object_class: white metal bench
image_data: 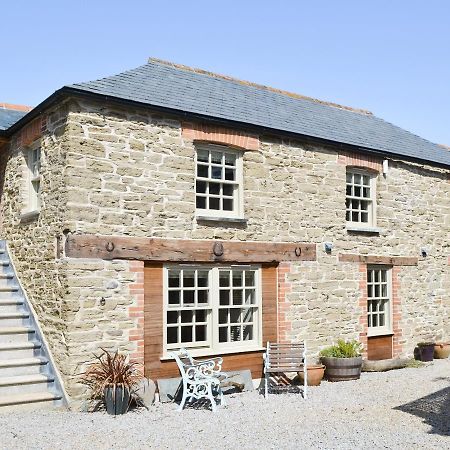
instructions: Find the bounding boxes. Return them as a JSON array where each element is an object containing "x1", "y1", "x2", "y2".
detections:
[
  {"x1": 263, "y1": 341, "x2": 307, "y2": 399},
  {"x1": 170, "y1": 348, "x2": 227, "y2": 412}
]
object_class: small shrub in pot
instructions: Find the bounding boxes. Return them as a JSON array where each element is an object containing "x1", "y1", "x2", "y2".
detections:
[
  {"x1": 320, "y1": 339, "x2": 363, "y2": 382},
  {"x1": 81, "y1": 349, "x2": 144, "y2": 415}
]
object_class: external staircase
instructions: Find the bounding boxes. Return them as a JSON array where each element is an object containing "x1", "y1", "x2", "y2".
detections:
[{"x1": 0, "y1": 240, "x2": 65, "y2": 409}]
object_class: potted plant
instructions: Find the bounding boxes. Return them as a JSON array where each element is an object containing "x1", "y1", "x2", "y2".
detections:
[
  {"x1": 297, "y1": 364, "x2": 326, "y2": 386},
  {"x1": 415, "y1": 342, "x2": 435, "y2": 362},
  {"x1": 81, "y1": 349, "x2": 144, "y2": 415},
  {"x1": 320, "y1": 339, "x2": 363, "y2": 382},
  {"x1": 434, "y1": 342, "x2": 450, "y2": 359}
]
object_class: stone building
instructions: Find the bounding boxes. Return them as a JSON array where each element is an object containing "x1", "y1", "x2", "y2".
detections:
[{"x1": 0, "y1": 59, "x2": 448, "y2": 409}]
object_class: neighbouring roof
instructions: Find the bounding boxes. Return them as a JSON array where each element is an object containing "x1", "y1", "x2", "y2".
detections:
[
  {"x1": 0, "y1": 104, "x2": 30, "y2": 131},
  {"x1": 66, "y1": 58, "x2": 450, "y2": 167}
]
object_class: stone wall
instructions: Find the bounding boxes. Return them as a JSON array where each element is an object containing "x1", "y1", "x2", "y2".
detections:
[
  {"x1": 0, "y1": 104, "x2": 70, "y2": 376},
  {"x1": 61, "y1": 99, "x2": 450, "y2": 362},
  {"x1": 0, "y1": 96, "x2": 449, "y2": 403}
]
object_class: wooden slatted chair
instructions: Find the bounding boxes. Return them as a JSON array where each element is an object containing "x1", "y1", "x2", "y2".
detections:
[{"x1": 263, "y1": 341, "x2": 307, "y2": 399}]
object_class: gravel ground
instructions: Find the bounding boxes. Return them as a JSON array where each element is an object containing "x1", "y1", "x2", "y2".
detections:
[{"x1": 0, "y1": 360, "x2": 449, "y2": 449}]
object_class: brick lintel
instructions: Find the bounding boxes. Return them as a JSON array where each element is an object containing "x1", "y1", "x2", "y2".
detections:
[{"x1": 339, "y1": 253, "x2": 418, "y2": 266}]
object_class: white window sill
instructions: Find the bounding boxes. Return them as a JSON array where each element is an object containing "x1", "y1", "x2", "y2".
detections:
[
  {"x1": 346, "y1": 225, "x2": 382, "y2": 234},
  {"x1": 20, "y1": 210, "x2": 40, "y2": 223},
  {"x1": 160, "y1": 345, "x2": 265, "y2": 361},
  {"x1": 196, "y1": 215, "x2": 247, "y2": 225}
]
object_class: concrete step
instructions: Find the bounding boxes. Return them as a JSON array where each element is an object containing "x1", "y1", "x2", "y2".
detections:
[
  {"x1": 0, "y1": 357, "x2": 48, "y2": 377},
  {"x1": 0, "y1": 374, "x2": 55, "y2": 395},
  {"x1": 0, "y1": 391, "x2": 62, "y2": 408},
  {"x1": 0, "y1": 299, "x2": 24, "y2": 313},
  {"x1": 0, "y1": 312, "x2": 30, "y2": 327},
  {"x1": 0, "y1": 341, "x2": 41, "y2": 360},
  {"x1": 0, "y1": 274, "x2": 13, "y2": 280},
  {"x1": 0, "y1": 326, "x2": 35, "y2": 344}
]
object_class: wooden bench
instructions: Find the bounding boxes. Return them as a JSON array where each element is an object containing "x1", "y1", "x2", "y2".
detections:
[{"x1": 263, "y1": 341, "x2": 307, "y2": 399}]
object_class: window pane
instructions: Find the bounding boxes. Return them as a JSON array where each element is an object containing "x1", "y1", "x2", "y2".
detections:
[
  {"x1": 169, "y1": 271, "x2": 180, "y2": 288},
  {"x1": 181, "y1": 310, "x2": 193, "y2": 323},
  {"x1": 354, "y1": 186, "x2": 361, "y2": 197},
  {"x1": 245, "y1": 271, "x2": 255, "y2": 287},
  {"x1": 196, "y1": 180, "x2": 207, "y2": 193},
  {"x1": 223, "y1": 184, "x2": 233, "y2": 197},
  {"x1": 209, "y1": 183, "x2": 220, "y2": 195},
  {"x1": 168, "y1": 291, "x2": 180, "y2": 306},
  {"x1": 223, "y1": 198, "x2": 233, "y2": 211},
  {"x1": 197, "y1": 290, "x2": 208, "y2": 304},
  {"x1": 197, "y1": 164, "x2": 208, "y2": 178},
  {"x1": 230, "y1": 308, "x2": 241, "y2": 323},
  {"x1": 183, "y1": 271, "x2": 195, "y2": 287},
  {"x1": 211, "y1": 166, "x2": 222, "y2": 180},
  {"x1": 220, "y1": 290, "x2": 230, "y2": 305},
  {"x1": 183, "y1": 290, "x2": 194, "y2": 305},
  {"x1": 196, "y1": 196, "x2": 206, "y2": 209},
  {"x1": 167, "y1": 327, "x2": 178, "y2": 344},
  {"x1": 219, "y1": 327, "x2": 228, "y2": 343},
  {"x1": 346, "y1": 185, "x2": 352, "y2": 196},
  {"x1": 232, "y1": 272, "x2": 243, "y2": 287},
  {"x1": 243, "y1": 308, "x2": 253, "y2": 322},
  {"x1": 209, "y1": 197, "x2": 220, "y2": 210},
  {"x1": 361, "y1": 212, "x2": 369, "y2": 223},
  {"x1": 233, "y1": 290, "x2": 243, "y2": 305},
  {"x1": 230, "y1": 326, "x2": 241, "y2": 342},
  {"x1": 219, "y1": 271, "x2": 230, "y2": 287},
  {"x1": 211, "y1": 152, "x2": 222, "y2": 164},
  {"x1": 245, "y1": 289, "x2": 255, "y2": 305},
  {"x1": 181, "y1": 326, "x2": 193, "y2": 343},
  {"x1": 167, "y1": 311, "x2": 178, "y2": 324},
  {"x1": 197, "y1": 150, "x2": 209, "y2": 163},
  {"x1": 196, "y1": 310, "x2": 207, "y2": 323},
  {"x1": 196, "y1": 325, "x2": 206, "y2": 342},
  {"x1": 225, "y1": 168, "x2": 235, "y2": 181},
  {"x1": 198, "y1": 271, "x2": 209, "y2": 287},
  {"x1": 243, "y1": 325, "x2": 253, "y2": 340},
  {"x1": 219, "y1": 309, "x2": 228, "y2": 324},
  {"x1": 225, "y1": 153, "x2": 236, "y2": 166}
]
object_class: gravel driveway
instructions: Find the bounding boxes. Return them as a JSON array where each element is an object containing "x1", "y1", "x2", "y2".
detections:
[{"x1": 1, "y1": 360, "x2": 449, "y2": 449}]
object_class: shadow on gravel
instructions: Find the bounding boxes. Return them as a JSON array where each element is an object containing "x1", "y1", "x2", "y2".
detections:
[{"x1": 394, "y1": 386, "x2": 450, "y2": 436}]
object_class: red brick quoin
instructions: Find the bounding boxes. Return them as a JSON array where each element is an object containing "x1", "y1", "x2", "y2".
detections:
[
  {"x1": 127, "y1": 261, "x2": 145, "y2": 365},
  {"x1": 277, "y1": 262, "x2": 293, "y2": 343}
]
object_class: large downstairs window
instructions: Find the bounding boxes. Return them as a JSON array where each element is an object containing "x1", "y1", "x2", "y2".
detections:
[
  {"x1": 346, "y1": 169, "x2": 376, "y2": 228},
  {"x1": 367, "y1": 266, "x2": 392, "y2": 336},
  {"x1": 164, "y1": 265, "x2": 261, "y2": 355},
  {"x1": 195, "y1": 144, "x2": 244, "y2": 219}
]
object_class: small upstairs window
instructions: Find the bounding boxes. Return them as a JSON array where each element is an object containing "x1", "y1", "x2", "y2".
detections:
[
  {"x1": 346, "y1": 169, "x2": 376, "y2": 228},
  {"x1": 195, "y1": 144, "x2": 243, "y2": 219},
  {"x1": 26, "y1": 144, "x2": 41, "y2": 213}
]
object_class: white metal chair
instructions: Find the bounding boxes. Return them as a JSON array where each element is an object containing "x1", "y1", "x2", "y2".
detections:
[
  {"x1": 170, "y1": 348, "x2": 227, "y2": 412},
  {"x1": 263, "y1": 341, "x2": 307, "y2": 399}
]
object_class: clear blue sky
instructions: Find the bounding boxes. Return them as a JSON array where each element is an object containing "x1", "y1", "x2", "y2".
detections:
[{"x1": 2, "y1": 1, "x2": 449, "y2": 144}]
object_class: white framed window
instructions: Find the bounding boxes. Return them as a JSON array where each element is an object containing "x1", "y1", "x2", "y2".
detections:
[
  {"x1": 164, "y1": 265, "x2": 261, "y2": 355},
  {"x1": 346, "y1": 169, "x2": 376, "y2": 227},
  {"x1": 26, "y1": 143, "x2": 41, "y2": 212},
  {"x1": 195, "y1": 144, "x2": 244, "y2": 219},
  {"x1": 367, "y1": 266, "x2": 392, "y2": 336}
]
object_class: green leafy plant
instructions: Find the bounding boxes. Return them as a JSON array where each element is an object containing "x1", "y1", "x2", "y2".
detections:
[
  {"x1": 319, "y1": 339, "x2": 363, "y2": 358},
  {"x1": 80, "y1": 349, "x2": 144, "y2": 399}
]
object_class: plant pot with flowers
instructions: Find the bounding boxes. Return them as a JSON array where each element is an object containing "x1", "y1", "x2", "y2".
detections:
[
  {"x1": 81, "y1": 349, "x2": 144, "y2": 415},
  {"x1": 320, "y1": 339, "x2": 363, "y2": 382}
]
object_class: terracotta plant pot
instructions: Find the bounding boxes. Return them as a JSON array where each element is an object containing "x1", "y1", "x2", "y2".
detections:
[
  {"x1": 416, "y1": 342, "x2": 434, "y2": 362},
  {"x1": 321, "y1": 356, "x2": 362, "y2": 382},
  {"x1": 298, "y1": 365, "x2": 325, "y2": 386},
  {"x1": 434, "y1": 343, "x2": 450, "y2": 359}
]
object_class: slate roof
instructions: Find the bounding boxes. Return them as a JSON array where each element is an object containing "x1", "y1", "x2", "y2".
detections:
[{"x1": 0, "y1": 108, "x2": 28, "y2": 131}]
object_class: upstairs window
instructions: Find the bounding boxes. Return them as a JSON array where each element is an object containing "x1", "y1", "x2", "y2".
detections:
[
  {"x1": 346, "y1": 169, "x2": 376, "y2": 227},
  {"x1": 195, "y1": 145, "x2": 243, "y2": 219},
  {"x1": 26, "y1": 144, "x2": 41, "y2": 213}
]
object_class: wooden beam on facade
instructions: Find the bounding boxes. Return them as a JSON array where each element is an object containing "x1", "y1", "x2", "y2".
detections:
[
  {"x1": 339, "y1": 253, "x2": 418, "y2": 266},
  {"x1": 65, "y1": 234, "x2": 316, "y2": 263}
]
